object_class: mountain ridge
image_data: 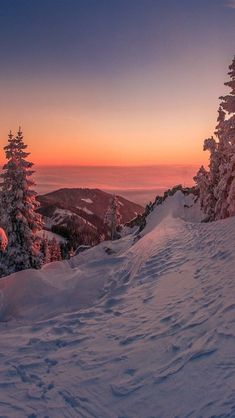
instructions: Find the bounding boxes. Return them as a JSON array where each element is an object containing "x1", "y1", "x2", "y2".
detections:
[{"x1": 37, "y1": 187, "x2": 143, "y2": 248}]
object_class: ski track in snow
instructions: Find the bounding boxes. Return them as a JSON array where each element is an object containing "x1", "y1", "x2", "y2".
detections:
[{"x1": 0, "y1": 192, "x2": 235, "y2": 417}]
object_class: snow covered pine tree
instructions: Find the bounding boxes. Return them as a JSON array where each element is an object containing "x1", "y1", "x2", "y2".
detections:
[
  {"x1": 195, "y1": 55, "x2": 235, "y2": 220},
  {"x1": 104, "y1": 195, "x2": 121, "y2": 240},
  {"x1": 41, "y1": 235, "x2": 61, "y2": 264},
  {"x1": 41, "y1": 235, "x2": 51, "y2": 264},
  {"x1": 49, "y1": 238, "x2": 62, "y2": 262},
  {"x1": 0, "y1": 128, "x2": 43, "y2": 276}
]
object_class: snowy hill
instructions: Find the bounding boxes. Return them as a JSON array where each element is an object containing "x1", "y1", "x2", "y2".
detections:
[
  {"x1": 1, "y1": 191, "x2": 235, "y2": 417},
  {"x1": 37, "y1": 188, "x2": 143, "y2": 246}
]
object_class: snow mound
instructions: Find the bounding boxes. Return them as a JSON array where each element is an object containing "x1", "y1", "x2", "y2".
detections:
[
  {"x1": 1, "y1": 191, "x2": 235, "y2": 417},
  {"x1": 142, "y1": 190, "x2": 202, "y2": 235}
]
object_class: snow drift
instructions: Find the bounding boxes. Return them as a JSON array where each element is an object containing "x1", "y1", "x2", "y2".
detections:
[{"x1": 0, "y1": 191, "x2": 235, "y2": 417}]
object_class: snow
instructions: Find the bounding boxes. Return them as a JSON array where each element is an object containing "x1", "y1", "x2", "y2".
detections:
[
  {"x1": 54, "y1": 208, "x2": 74, "y2": 218},
  {"x1": 0, "y1": 191, "x2": 235, "y2": 417},
  {"x1": 52, "y1": 208, "x2": 91, "y2": 227},
  {"x1": 51, "y1": 208, "x2": 75, "y2": 225},
  {"x1": 76, "y1": 206, "x2": 93, "y2": 215},
  {"x1": 82, "y1": 207, "x2": 93, "y2": 215},
  {"x1": 43, "y1": 215, "x2": 53, "y2": 229},
  {"x1": 81, "y1": 198, "x2": 93, "y2": 204},
  {"x1": 37, "y1": 230, "x2": 67, "y2": 243}
]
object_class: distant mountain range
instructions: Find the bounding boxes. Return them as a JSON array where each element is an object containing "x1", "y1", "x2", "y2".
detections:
[{"x1": 37, "y1": 188, "x2": 143, "y2": 249}]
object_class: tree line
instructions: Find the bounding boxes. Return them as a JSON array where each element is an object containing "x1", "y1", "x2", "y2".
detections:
[
  {"x1": 0, "y1": 129, "x2": 122, "y2": 278},
  {"x1": 195, "y1": 56, "x2": 235, "y2": 220}
]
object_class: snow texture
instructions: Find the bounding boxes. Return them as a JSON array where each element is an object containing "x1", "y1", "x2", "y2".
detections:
[
  {"x1": 53, "y1": 208, "x2": 74, "y2": 220},
  {"x1": 81, "y1": 198, "x2": 93, "y2": 204},
  {"x1": 37, "y1": 230, "x2": 67, "y2": 244},
  {"x1": 76, "y1": 206, "x2": 94, "y2": 215},
  {"x1": 0, "y1": 192, "x2": 234, "y2": 417}
]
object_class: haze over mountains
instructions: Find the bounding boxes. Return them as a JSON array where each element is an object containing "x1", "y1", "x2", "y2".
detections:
[{"x1": 34, "y1": 165, "x2": 198, "y2": 205}]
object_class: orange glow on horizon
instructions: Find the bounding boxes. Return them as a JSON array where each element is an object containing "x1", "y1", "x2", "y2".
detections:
[
  {"x1": 0, "y1": 1, "x2": 234, "y2": 171},
  {"x1": 0, "y1": 134, "x2": 209, "y2": 167},
  {"x1": 0, "y1": 103, "x2": 211, "y2": 168},
  {"x1": 0, "y1": 61, "x2": 224, "y2": 169}
]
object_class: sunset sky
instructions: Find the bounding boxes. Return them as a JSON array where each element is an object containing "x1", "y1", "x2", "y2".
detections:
[{"x1": 0, "y1": 0, "x2": 235, "y2": 166}]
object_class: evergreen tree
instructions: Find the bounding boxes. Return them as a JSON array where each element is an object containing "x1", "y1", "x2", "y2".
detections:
[
  {"x1": 41, "y1": 235, "x2": 51, "y2": 264},
  {"x1": 218, "y1": 56, "x2": 235, "y2": 218},
  {"x1": 0, "y1": 128, "x2": 43, "y2": 276},
  {"x1": 104, "y1": 195, "x2": 121, "y2": 240},
  {"x1": 201, "y1": 136, "x2": 220, "y2": 220},
  {"x1": 196, "y1": 56, "x2": 235, "y2": 220},
  {"x1": 49, "y1": 238, "x2": 62, "y2": 262},
  {"x1": 193, "y1": 166, "x2": 210, "y2": 217}
]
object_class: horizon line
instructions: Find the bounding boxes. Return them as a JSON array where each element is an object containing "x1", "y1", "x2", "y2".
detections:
[{"x1": 30, "y1": 163, "x2": 202, "y2": 168}]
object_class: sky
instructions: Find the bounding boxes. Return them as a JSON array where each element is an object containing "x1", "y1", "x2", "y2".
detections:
[{"x1": 0, "y1": 0, "x2": 235, "y2": 166}]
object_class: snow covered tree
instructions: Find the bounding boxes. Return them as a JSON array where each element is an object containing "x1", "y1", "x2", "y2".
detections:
[
  {"x1": 104, "y1": 195, "x2": 121, "y2": 240},
  {"x1": 196, "y1": 56, "x2": 235, "y2": 220},
  {"x1": 41, "y1": 235, "x2": 51, "y2": 264},
  {"x1": 198, "y1": 136, "x2": 221, "y2": 220},
  {"x1": 218, "y1": 56, "x2": 235, "y2": 218},
  {"x1": 193, "y1": 165, "x2": 210, "y2": 217},
  {"x1": 49, "y1": 238, "x2": 62, "y2": 262},
  {"x1": 220, "y1": 56, "x2": 235, "y2": 116},
  {"x1": 40, "y1": 234, "x2": 62, "y2": 264},
  {"x1": 0, "y1": 128, "x2": 43, "y2": 276}
]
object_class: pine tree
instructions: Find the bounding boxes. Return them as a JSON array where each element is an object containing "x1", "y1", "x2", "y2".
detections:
[
  {"x1": 49, "y1": 238, "x2": 62, "y2": 262},
  {"x1": 104, "y1": 195, "x2": 121, "y2": 240},
  {"x1": 41, "y1": 235, "x2": 51, "y2": 264},
  {"x1": 193, "y1": 166, "x2": 210, "y2": 217},
  {"x1": 0, "y1": 128, "x2": 43, "y2": 276},
  {"x1": 202, "y1": 136, "x2": 221, "y2": 220},
  {"x1": 218, "y1": 56, "x2": 235, "y2": 218},
  {"x1": 196, "y1": 56, "x2": 235, "y2": 220}
]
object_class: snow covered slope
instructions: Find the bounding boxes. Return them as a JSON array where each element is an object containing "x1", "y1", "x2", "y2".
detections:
[
  {"x1": 0, "y1": 191, "x2": 235, "y2": 417},
  {"x1": 38, "y1": 188, "x2": 143, "y2": 242}
]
